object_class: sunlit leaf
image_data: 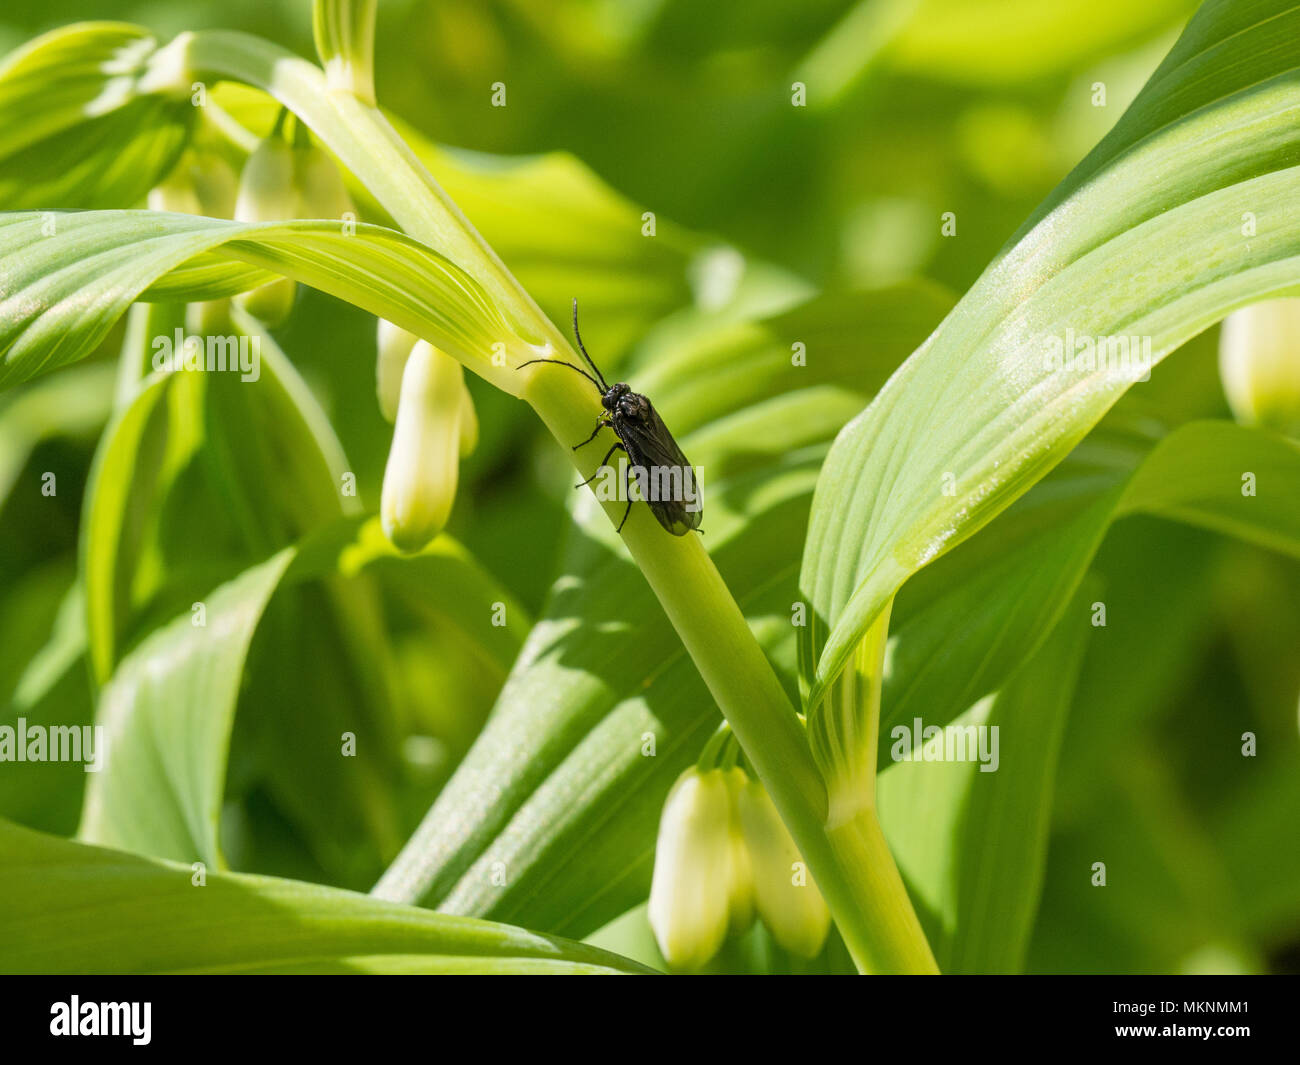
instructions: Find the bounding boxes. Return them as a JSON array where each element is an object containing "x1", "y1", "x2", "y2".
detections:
[
  {"x1": 0, "y1": 209, "x2": 526, "y2": 394},
  {"x1": 801, "y1": 0, "x2": 1300, "y2": 707},
  {"x1": 0, "y1": 818, "x2": 647, "y2": 974},
  {"x1": 0, "y1": 23, "x2": 195, "y2": 209},
  {"x1": 80, "y1": 515, "x2": 528, "y2": 870}
]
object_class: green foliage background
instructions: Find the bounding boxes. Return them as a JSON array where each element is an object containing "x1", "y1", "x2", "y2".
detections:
[{"x1": 0, "y1": 0, "x2": 1296, "y2": 974}]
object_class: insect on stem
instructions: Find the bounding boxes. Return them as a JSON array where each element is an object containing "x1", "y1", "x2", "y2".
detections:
[{"x1": 517, "y1": 299, "x2": 703, "y2": 537}]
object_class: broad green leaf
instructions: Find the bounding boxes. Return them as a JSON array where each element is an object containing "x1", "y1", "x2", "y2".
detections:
[
  {"x1": 0, "y1": 818, "x2": 646, "y2": 974},
  {"x1": 77, "y1": 310, "x2": 407, "y2": 885},
  {"x1": 77, "y1": 298, "x2": 523, "y2": 883},
  {"x1": 801, "y1": 0, "x2": 1300, "y2": 708},
  {"x1": 80, "y1": 516, "x2": 528, "y2": 871},
  {"x1": 81, "y1": 318, "x2": 349, "y2": 684},
  {"x1": 877, "y1": 598, "x2": 1090, "y2": 973},
  {"x1": 873, "y1": 410, "x2": 1300, "y2": 973},
  {"x1": 1117, "y1": 421, "x2": 1300, "y2": 551},
  {"x1": 373, "y1": 285, "x2": 953, "y2": 935},
  {"x1": 880, "y1": 418, "x2": 1300, "y2": 751},
  {"x1": 0, "y1": 209, "x2": 525, "y2": 394},
  {"x1": 79, "y1": 546, "x2": 296, "y2": 864},
  {"x1": 0, "y1": 23, "x2": 195, "y2": 210}
]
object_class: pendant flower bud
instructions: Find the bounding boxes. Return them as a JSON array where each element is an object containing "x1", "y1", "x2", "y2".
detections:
[
  {"x1": 376, "y1": 318, "x2": 419, "y2": 422},
  {"x1": 723, "y1": 767, "x2": 755, "y2": 937},
  {"x1": 233, "y1": 133, "x2": 299, "y2": 326},
  {"x1": 295, "y1": 143, "x2": 354, "y2": 222},
  {"x1": 148, "y1": 151, "x2": 238, "y2": 219},
  {"x1": 736, "y1": 774, "x2": 831, "y2": 959},
  {"x1": 375, "y1": 320, "x2": 478, "y2": 455},
  {"x1": 381, "y1": 341, "x2": 464, "y2": 552},
  {"x1": 1219, "y1": 299, "x2": 1300, "y2": 438},
  {"x1": 149, "y1": 150, "x2": 240, "y2": 334},
  {"x1": 648, "y1": 767, "x2": 733, "y2": 971}
]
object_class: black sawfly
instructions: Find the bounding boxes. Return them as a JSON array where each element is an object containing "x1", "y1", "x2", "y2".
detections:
[{"x1": 519, "y1": 299, "x2": 702, "y2": 536}]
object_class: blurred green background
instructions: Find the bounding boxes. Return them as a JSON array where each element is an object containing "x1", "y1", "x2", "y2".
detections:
[{"x1": 2, "y1": 0, "x2": 1296, "y2": 974}]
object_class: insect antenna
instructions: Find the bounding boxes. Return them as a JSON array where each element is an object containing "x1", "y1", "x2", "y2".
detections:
[
  {"x1": 517, "y1": 358, "x2": 604, "y2": 394},
  {"x1": 571, "y1": 297, "x2": 609, "y2": 391}
]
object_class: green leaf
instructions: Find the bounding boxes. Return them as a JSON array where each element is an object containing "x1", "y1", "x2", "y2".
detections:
[
  {"x1": 81, "y1": 319, "x2": 349, "y2": 685},
  {"x1": 373, "y1": 285, "x2": 953, "y2": 935},
  {"x1": 877, "y1": 598, "x2": 1091, "y2": 973},
  {"x1": 76, "y1": 299, "x2": 524, "y2": 883},
  {"x1": 868, "y1": 413, "x2": 1300, "y2": 972},
  {"x1": 0, "y1": 818, "x2": 647, "y2": 974},
  {"x1": 0, "y1": 209, "x2": 524, "y2": 394},
  {"x1": 79, "y1": 516, "x2": 528, "y2": 871},
  {"x1": 79, "y1": 546, "x2": 296, "y2": 864},
  {"x1": 0, "y1": 23, "x2": 194, "y2": 209},
  {"x1": 880, "y1": 419, "x2": 1300, "y2": 749},
  {"x1": 313, "y1": 0, "x2": 377, "y2": 104},
  {"x1": 800, "y1": 0, "x2": 1300, "y2": 708}
]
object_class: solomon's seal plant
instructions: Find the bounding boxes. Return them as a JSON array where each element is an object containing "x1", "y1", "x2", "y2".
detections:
[{"x1": 0, "y1": 0, "x2": 1298, "y2": 979}]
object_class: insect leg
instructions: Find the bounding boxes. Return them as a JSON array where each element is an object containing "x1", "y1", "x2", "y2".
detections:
[
  {"x1": 572, "y1": 418, "x2": 609, "y2": 451},
  {"x1": 576, "y1": 442, "x2": 625, "y2": 488},
  {"x1": 617, "y1": 460, "x2": 635, "y2": 532}
]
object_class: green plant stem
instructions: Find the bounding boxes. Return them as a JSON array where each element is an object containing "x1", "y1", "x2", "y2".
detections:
[
  {"x1": 825, "y1": 808, "x2": 939, "y2": 972},
  {"x1": 174, "y1": 28, "x2": 937, "y2": 973},
  {"x1": 816, "y1": 604, "x2": 938, "y2": 972}
]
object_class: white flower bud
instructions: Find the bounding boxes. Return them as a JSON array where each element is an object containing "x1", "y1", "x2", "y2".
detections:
[
  {"x1": 648, "y1": 768, "x2": 733, "y2": 971},
  {"x1": 234, "y1": 135, "x2": 299, "y2": 221},
  {"x1": 233, "y1": 135, "x2": 299, "y2": 326},
  {"x1": 148, "y1": 177, "x2": 202, "y2": 216},
  {"x1": 381, "y1": 342, "x2": 464, "y2": 552},
  {"x1": 149, "y1": 152, "x2": 238, "y2": 219},
  {"x1": 737, "y1": 774, "x2": 831, "y2": 958},
  {"x1": 376, "y1": 319, "x2": 420, "y2": 422},
  {"x1": 724, "y1": 767, "x2": 755, "y2": 937},
  {"x1": 1219, "y1": 300, "x2": 1300, "y2": 437},
  {"x1": 294, "y1": 144, "x2": 353, "y2": 221}
]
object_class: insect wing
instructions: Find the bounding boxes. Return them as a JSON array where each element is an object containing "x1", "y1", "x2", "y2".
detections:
[{"x1": 615, "y1": 402, "x2": 702, "y2": 535}]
